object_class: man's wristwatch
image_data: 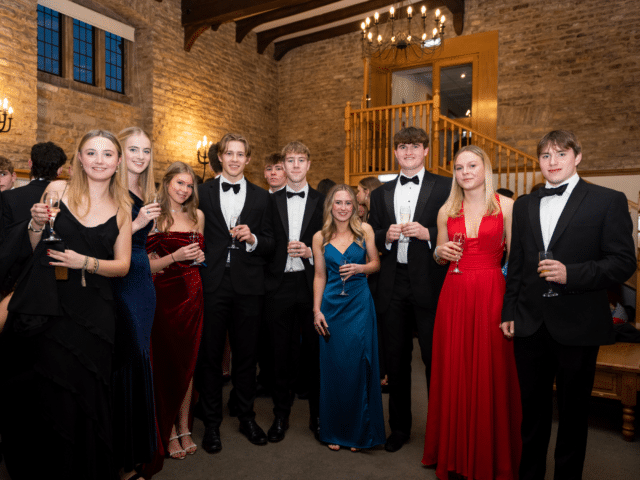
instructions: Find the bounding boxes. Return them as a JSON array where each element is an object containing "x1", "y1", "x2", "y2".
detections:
[{"x1": 28, "y1": 219, "x2": 44, "y2": 233}]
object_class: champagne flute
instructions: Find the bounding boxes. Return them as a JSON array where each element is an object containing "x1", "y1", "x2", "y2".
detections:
[
  {"x1": 152, "y1": 193, "x2": 160, "y2": 233},
  {"x1": 228, "y1": 214, "x2": 240, "y2": 249},
  {"x1": 539, "y1": 251, "x2": 559, "y2": 297},
  {"x1": 450, "y1": 232, "x2": 466, "y2": 274},
  {"x1": 286, "y1": 233, "x2": 299, "y2": 272},
  {"x1": 399, "y1": 206, "x2": 411, "y2": 243},
  {"x1": 339, "y1": 258, "x2": 349, "y2": 296},
  {"x1": 189, "y1": 231, "x2": 200, "y2": 266},
  {"x1": 43, "y1": 191, "x2": 62, "y2": 242}
]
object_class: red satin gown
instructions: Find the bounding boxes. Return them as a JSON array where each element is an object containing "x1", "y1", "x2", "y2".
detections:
[
  {"x1": 422, "y1": 203, "x2": 522, "y2": 480},
  {"x1": 142, "y1": 232, "x2": 204, "y2": 477}
]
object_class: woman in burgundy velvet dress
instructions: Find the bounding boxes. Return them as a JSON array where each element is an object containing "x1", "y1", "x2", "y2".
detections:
[{"x1": 141, "y1": 161, "x2": 205, "y2": 477}]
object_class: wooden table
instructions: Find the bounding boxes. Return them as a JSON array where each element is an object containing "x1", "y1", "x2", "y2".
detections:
[{"x1": 592, "y1": 342, "x2": 640, "y2": 440}]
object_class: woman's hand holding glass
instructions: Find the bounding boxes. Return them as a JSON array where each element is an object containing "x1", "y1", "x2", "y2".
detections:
[
  {"x1": 436, "y1": 240, "x2": 464, "y2": 263},
  {"x1": 30, "y1": 202, "x2": 50, "y2": 231},
  {"x1": 135, "y1": 201, "x2": 162, "y2": 230},
  {"x1": 338, "y1": 261, "x2": 360, "y2": 282},
  {"x1": 172, "y1": 242, "x2": 203, "y2": 264},
  {"x1": 46, "y1": 248, "x2": 87, "y2": 269}
]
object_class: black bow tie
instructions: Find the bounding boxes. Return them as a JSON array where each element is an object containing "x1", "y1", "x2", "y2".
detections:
[
  {"x1": 287, "y1": 190, "x2": 305, "y2": 199},
  {"x1": 400, "y1": 175, "x2": 419, "y2": 186},
  {"x1": 538, "y1": 184, "x2": 568, "y2": 198},
  {"x1": 222, "y1": 182, "x2": 240, "y2": 194}
]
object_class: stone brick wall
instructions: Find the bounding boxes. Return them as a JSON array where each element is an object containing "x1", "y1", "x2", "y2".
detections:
[
  {"x1": 278, "y1": 32, "x2": 364, "y2": 189},
  {"x1": 0, "y1": 0, "x2": 39, "y2": 165}
]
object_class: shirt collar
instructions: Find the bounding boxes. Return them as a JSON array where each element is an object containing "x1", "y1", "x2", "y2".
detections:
[
  {"x1": 286, "y1": 183, "x2": 308, "y2": 196},
  {"x1": 398, "y1": 167, "x2": 425, "y2": 185},
  {"x1": 544, "y1": 173, "x2": 579, "y2": 196}
]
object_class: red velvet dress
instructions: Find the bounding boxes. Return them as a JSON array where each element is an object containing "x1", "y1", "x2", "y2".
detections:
[
  {"x1": 422, "y1": 204, "x2": 522, "y2": 480},
  {"x1": 142, "y1": 232, "x2": 204, "y2": 477}
]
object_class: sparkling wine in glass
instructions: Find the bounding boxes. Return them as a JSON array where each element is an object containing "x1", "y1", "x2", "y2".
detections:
[
  {"x1": 189, "y1": 231, "x2": 200, "y2": 266},
  {"x1": 339, "y1": 258, "x2": 349, "y2": 296},
  {"x1": 228, "y1": 214, "x2": 240, "y2": 249},
  {"x1": 43, "y1": 191, "x2": 62, "y2": 242},
  {"x1": 539, "y1": 251, "x2": 559, "y2": 297},
  {"x1": 450, "y1": 232, "x2": 466, "y2": 274},
  {"x1": 399, "y1": 206, "x2": 411, "y2": 243}
]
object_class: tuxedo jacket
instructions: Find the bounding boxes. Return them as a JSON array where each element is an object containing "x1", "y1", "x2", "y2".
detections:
[
  {"x1": 368, "y1": 171, "x2": 452, "y2": 313},
  {"x1": 265, "y1": 187, "x2": 324, "y2": 294},
  {"x1": 0, "y1": 179, "x2": 50, "y2": 294},
  {"x1": 197, "y1": 177, "x2": 275, "y2": 296},
  {"x1": 0, "y1": 179, "x2": 49, "y2": 242},
  {"x1": 502, "y1": 179, "x2": 636, "y2": 346}
]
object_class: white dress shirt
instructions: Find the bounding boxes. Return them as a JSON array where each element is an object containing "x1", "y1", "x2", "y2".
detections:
[
  {"x1": 219, "y1": 176, "x2": 257, "y2": 254},
  {"x1": 539, "y1": 173, "x2": 580, "y2": 251},
  {"x1": 284, "y1": 184, "x2": 309, "y2": 272},
  {"x1": 387, "y1": 168, "x2": 426, "y2": 264}
]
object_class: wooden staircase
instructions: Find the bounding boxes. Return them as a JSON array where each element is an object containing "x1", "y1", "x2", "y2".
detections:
[{"x1": 344, "y1": 100, "x2": 542, "y2": 197}]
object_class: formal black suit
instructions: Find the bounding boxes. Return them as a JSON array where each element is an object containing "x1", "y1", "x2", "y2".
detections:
[
  {"x1": 264, "y1": 186, "x2": 324, "y2": 423},
  {"x1": 368, "y1": 170, "x2": 451, "y2": 439},
  {"x1": 0, "y1": 179, "x2": 49, "y2": 295},
  {"x1": 502, "y1": 179, "x2": 636, "y2": 480},
  {"x1": 195, "y1": 177, "x2": 275, "y2": 428}
]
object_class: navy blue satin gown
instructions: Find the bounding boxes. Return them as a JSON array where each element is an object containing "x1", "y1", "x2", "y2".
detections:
[
  {"x1": 111, "y1": 193, "x2": 157, "y2": 471},
  {"x1": 318, "y1": 241, "x2": 386, "y2": 449}
]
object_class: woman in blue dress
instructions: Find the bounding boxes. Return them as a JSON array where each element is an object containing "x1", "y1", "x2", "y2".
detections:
[
  {"x1": 111, "y1": 127, "x2": 161, "y2": 479},
  {"x1": 312, "y1": 184, "x2": 385, "y2": 452}
]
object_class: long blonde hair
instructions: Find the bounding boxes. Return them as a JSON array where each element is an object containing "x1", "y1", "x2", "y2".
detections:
[
  {"x1": 68, "y1": 129, "x2": 131, "y2": 217},
  {"x1": 442, "y1": 145, "x2": 500, "y2": 218},
  {"x1": 156, "y1": 161, "x2": 199, "y2": 232},
  {"x1": 320, "y1": 184, "x2": 365, "y2": 253},
  {"x1": 117, "y1": 127, "x2": 156, "y2": 204}
]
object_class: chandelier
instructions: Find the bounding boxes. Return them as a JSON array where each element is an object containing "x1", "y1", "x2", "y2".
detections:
[
  {"x1": 0, "y1": 97, "x2": 13, "y2": 133},
  {"x1": 360, "y1": 3, "x2": 446, "y2": 61}
]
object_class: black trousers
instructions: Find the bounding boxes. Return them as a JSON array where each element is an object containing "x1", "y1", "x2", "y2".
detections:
[
  {"x1": 514, "y1": 323, "x2": 599, "y2": 480},
  {"x1": 196, "y1": 268, "x2": 263, "y2": 428},
  {"x1": 379, "y1": 264, "x2": 437, "y2": 438},
  {"x1": 264, "y1": 271, "x2": 319, "y2": 421}
]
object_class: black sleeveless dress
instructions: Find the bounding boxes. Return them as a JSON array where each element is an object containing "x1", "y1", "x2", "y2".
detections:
[{"x1": 0, "y1": 202, "x2": 120, "y2": 480}]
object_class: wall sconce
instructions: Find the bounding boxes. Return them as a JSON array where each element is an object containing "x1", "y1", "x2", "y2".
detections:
[
  {"x1": 0, "y1": 98, "x2": 13, "y2": 133},
  {"x1": 196, "y1": 135, "x2": 213, "y2": 179}
]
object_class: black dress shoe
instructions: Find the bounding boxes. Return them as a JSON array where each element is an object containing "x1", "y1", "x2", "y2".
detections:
[
  {"x1": 267, "y1": 416, "x2": 289, "y2": 443},
  {"x1": 202, "y1": 427, "x2": 222, "y2": 454},
  {"x1": 384, "y1": 432, "x2": 409, "y2": 452},
  {"x1": 239, "y1": 420, "x2": 268, "y2": 445}
]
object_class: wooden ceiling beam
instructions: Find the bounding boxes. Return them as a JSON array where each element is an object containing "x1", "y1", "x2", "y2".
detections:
[
  {"x1": 182, "y1": 0, "x2": 303, "y2": 28},
  {"x1": 257, "y1": 0, "x2": 405, "y2": 54},
  {"x1": 273, "y1": 1, "x2": 465, "y2": 61},
  {"x1": 236, "y1": 0, "x2": 341, "y2": 44}
]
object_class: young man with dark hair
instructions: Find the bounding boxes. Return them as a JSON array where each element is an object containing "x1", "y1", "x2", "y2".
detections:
[
  {"x1": 502, "y1": 129, "x2": 636, "y2": 480},
  {"x1": 368, "y1": 126, "x2": 451, "y2": 452},
  {"x1": 196, "y1": 133, "x2": 275, "y2": 452},
  {"x1": 263, "y1": 141, "x2": 324, "y2": 443},
  {"x1": 264, "y1": 152, "x2": 286, "y2": 193}
]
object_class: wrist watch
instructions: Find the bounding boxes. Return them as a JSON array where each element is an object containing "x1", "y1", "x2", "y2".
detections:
[{"x1": 28, "y1": 219, "x2": 44, "y2": 233}]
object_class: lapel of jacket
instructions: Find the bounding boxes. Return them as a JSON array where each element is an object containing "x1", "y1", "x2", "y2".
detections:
[
  {"x1": 527, "y1": 193, "x2": 545, "y2": 252},
  {"x1": 209, "y1": 177, "x2": 227, "y2": 228},
  {"x1": 413, "y1": 171, "x2": 435, "y2": 221},
  {"x1": 547, "y1": 179, "x2": 587, "y2": 251},
  {"x1": 300, "y1": 188, "x2": 319, "y2": 238},
  {"x1": 383, "y1": 181, "x2": 396, "y2": 223},
  {"x1": 275, "y1": 189, "x2": 289, "y2": 238}
]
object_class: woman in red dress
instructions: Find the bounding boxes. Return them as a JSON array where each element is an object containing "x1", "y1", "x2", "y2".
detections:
[
  {"x1": 141, "y1": 161, "x2": 205, "y2": 477},
  {"x1": 422, "y1": 145, "x2": 522, "y2": 479}
]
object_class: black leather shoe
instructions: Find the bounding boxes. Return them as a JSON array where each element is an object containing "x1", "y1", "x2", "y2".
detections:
[
  {"x1": 384, "y1": 432, "x2": 409, "y2": 452},
  {"x1": 239, "y1": 420, "x2": 268, "y2": 445},
  {"x1": 267, "y1": 416, "x2": 289, "y2": 443},
  {"x1": 309, "y1": 417, "x2": 320, "y2": 441},
  {"x1": 202, "y1": 427, "x2": 222, "y2": 454}
]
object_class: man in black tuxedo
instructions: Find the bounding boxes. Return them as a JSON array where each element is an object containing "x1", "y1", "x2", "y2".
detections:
[
  {"x1": 263, "y1": 141, "x2": 324, "y2": 443},
  {"x1": 0, "y1": 142, "x2": 67, "y2": 296},
  {"x1": 501, "y1": 130, "x2": 636, "y2": 480},
  {"x1": 368, "y1": 127, "x2": 451, "y2": 452},
  {"x1": 196, "y1": 133, "x2": 275, "y2": 452}
]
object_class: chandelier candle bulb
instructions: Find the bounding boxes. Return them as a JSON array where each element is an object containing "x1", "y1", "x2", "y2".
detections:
[
  {"x1": 366, "y1": 17, "x2": 370, "y2": 27},
  {"x1": 421, "y1": 5, "x2": 427, "y2": 17},
  {"x1": 390, "y1": 7, "x2": 395, "y2": 19},
  {"x1": 407, "y1": 6, "x2": 413, "y2": 19},
  {"x1": 374, "y1": 12, "x2": 379, "y2": 24}
]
